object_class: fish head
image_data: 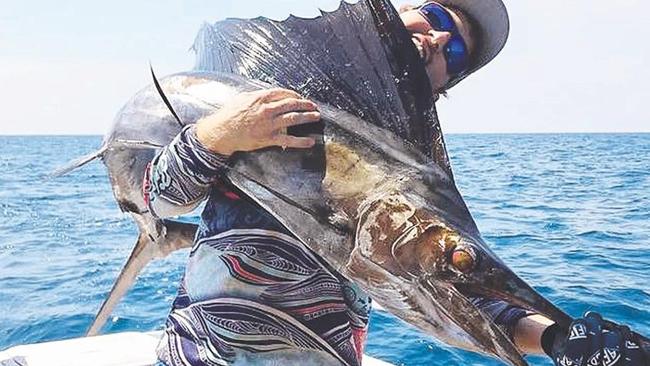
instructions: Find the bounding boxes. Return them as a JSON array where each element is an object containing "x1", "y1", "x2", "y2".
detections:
[{"x1": 346, "y1": 183, "x2": 569, "y2": 366}]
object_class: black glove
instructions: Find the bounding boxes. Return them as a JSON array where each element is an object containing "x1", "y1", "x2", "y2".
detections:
[{"x1": 542, "y1": 312, "x2": 648, "y2": 366}]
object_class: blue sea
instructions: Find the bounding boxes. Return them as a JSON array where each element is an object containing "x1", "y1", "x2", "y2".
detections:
[{"x1": 0, "y1": 134, "x2": 648, "y2": 365}]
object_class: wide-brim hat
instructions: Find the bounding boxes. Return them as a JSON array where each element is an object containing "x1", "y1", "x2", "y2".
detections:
[{"x1": 433, "y1": 0, "x2": 510, "y2": 89}]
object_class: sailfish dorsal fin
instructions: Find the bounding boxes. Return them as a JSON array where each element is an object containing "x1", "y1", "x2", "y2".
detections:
[{"x1": 192, "y1": 0, "x2": 453, "y2": 177}]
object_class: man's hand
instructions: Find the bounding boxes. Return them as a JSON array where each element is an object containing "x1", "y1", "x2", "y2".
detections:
[
  {"x1": 550, "y1": 312, "x2": 647, "y2": 366},
  {"x1": 196, "y1": 88, "x2": 321, "y2": 156}
]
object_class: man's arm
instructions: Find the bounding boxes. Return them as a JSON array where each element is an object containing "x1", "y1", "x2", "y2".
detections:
[
  {"x1": 510, "y1": 310, "x2": 648, "y2": 365},
  {"x1": 474, "y1": 297, "x2": 648, "y2": 362},
  {"x1": 144, "y1": 125, "x2": 228, "y2": 218},
  {"x1": 512, "y1": 314, "x2": 555, "y2": 354},
  {"x1": 471, "y1": 297, "x2": 545, "y2": 354}
]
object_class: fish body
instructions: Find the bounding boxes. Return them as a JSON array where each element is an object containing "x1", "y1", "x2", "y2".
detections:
[{"x1": 55, "y1": 70, "x2": 568, "y2": 365}]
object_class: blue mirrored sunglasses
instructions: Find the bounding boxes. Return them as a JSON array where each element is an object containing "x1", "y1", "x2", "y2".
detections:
[{"x1": 418, "y1": 2, "x2": 469, "y2": 77}]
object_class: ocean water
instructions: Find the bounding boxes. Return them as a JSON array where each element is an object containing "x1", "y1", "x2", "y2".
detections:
[{"x1": 0, "y1": 134, "x2": 648, "y2": 365}]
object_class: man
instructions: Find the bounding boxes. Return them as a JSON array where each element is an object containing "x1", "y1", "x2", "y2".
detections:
[{"x1": 148, "y1": 1, "x2": 646, "y2": 365}]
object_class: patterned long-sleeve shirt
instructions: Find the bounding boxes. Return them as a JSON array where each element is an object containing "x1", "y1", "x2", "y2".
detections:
[
  {"x1": 147, "y1": 126, "x2": 533, "y2": 366},
  {"x1": 148, "y1": 126, "x2": 371, "y2": 366}
]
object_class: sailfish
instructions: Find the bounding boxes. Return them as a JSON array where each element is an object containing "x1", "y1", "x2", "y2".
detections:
[{"x1": 51, "y1": 0, "x2": 649, "y2": 364}]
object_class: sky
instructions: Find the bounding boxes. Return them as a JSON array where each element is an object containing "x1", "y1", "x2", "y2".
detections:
[{"x1": 1, "y1": 0, "x2": 648, "y2": 135}]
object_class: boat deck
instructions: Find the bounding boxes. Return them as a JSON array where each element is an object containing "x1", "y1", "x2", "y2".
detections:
[{"x1": 0, "y1": 331, "x2": 394, "y2": 366}]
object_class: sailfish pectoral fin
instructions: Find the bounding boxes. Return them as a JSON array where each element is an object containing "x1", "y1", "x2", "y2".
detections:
[{"x1": 86, "y1": 220, "x2": 198, "y2": 336}]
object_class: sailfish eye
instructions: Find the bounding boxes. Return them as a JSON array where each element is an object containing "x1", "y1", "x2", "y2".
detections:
[{"x1": 451, "y1": 248, "x2": 476, "y2": 273}]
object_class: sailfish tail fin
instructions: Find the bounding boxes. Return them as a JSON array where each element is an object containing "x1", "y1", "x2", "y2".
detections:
[
  {"x1": 86, "y1": 233, "x2": 152, "y2": 336},
  {"x1": 87, "y1": 220, "x2": 197, "y2": 336}
]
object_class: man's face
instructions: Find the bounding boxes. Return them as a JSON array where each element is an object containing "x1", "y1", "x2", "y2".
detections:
[{"x1": 399, "y1": 3, "x2": 474, "y2": 92}]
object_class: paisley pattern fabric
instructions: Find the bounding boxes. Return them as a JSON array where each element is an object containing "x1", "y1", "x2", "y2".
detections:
[
  {"x1": 146, "y1": 126, "x2": 371, "y2": 366},
  {"x1": 145, "y1": 126, "x2": 230, "y2": 218}
]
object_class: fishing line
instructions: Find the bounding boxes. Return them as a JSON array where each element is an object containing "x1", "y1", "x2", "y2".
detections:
[{"x1": 150, "y1": 64, "x2": 185, "y2": 128}]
